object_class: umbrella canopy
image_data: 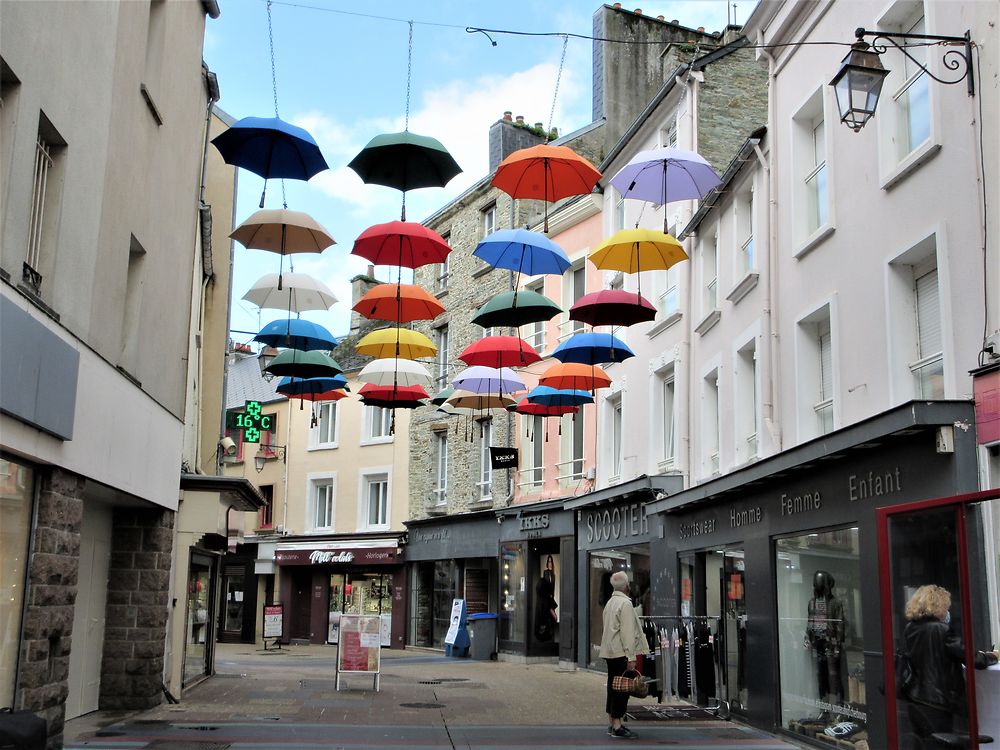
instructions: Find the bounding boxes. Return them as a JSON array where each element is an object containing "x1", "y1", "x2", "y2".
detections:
[
  {"x1": 264, "y1": 349, "x2": 342, "y2": 379},
  {"x1": 447, "y1": 393, "x2": 516, "y2": 411},
  {"x1": 243, "y1": 272, "x2": 338, "y2": 313},
  {"x1": 526, "y1": 386, "x2": 594, "y2": 407},
  {"x1": 276, "y1": 375, "x2": 349, "y2": 396},
  {"x1": 254, "y1": 318, "x2": 338, "y2": 351},
  {"x1": 211, "y1": 116, "x2": 329, "y2": 181},
  {"x1": 352, "y1": 221, "x2": 451, "y2": 269},
  {"x1": 458, "y1": 336, "x2": 541, "y2": 368},
  {"x1": 452, "y1": 366, "x2": 525, "y2": 395},
  {"x1": 358, "y1": 383, "x2": 429, "y2": 401},
  {"x1": 358, "y1": 358, "x2": 432, "y2": 387},
  {"x1": 609, "y1": 146, "x2": 721, "y2": 230},
  {"x1": 348, "y1": 131, "x2": 462, "y2": 192},
  {"x1": 473, "y1": 229, "x2": 571, "y2": 276},
  {"x1": 431, "y1": 385, "x2": 456, "y2": 406},
  {"x1": 539, "y1": 362, "x2": 612, "y2": 391},
  {"x1": 589, "y1": 228, "x2": 688, "y2": 274},
  {"x1": 552, "y1": 332, "x2": 635, "y2": 365},
  {"x1": 355, "y1": 327, "x2": 437, "y2": 360},
  {"x1": 512, "y1": 397, "x2": 579, "y2": 417},
  {"x1": 569, "y1": 289, "x2": 657, "y2": 327},
  {"x1": 286, "y1": 389, "x2": 349, "y2": 402},
  {"x1": 353, "y1": 283, "x2": 445, "y2": 323},
  {"x1": 472, "y1": 289, "x2": 561, "y2": 328},
  {"x1": 231, "y1": 210, "x2": 335, "y2": 255}
]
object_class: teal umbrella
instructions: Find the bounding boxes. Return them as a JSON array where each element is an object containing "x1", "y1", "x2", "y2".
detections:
[
  {"x1": 264, "y1": 349, "x2": 342, "y2": 380},
  {"x1": 472, "y1": 290, "x2": 561, "y2": 328}
]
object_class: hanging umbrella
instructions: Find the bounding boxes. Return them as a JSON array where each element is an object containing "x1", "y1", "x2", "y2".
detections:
[
  {"x1": 358, "y1": 383, "x2": 429, "y2": 407},
  {"x1": 348, "y1": 131, "x2": 462, "y2": 193},
  {"x1": 526, "y1": 386, "x2": 594, "y2": 407},
  {"x1": 492, "y1": 144, "x2": 602, "y2": 232},
  {"x1": 458, "y1": 336, "x2": 541, "y2": 368},
  {"x1": 589, "y1": 228, "x2": 688, "y2": 274},
  {"x1": 447, "y1": 393, "x2": 516, "y2": 411},
  {"x1": 254, "y1": 319, "x2": 338, "y2": 351},
  {"x1": 231, "y1": 210, "x2": 336, "y2": 290},
  {"x1": 472, "y1": 289, "x2": 561, "y2": 328},
  {"x1": 353, "y1": 283, "x2": 445, "y2": 323},
  {"x1": 569, "y1": 289, "x2": 657, "y2": 327},
  {"x1": 436, "y1": 401, "x2": 458, "y2": 415},
  {"x1": 289, "y1": 389, "x2": 348, "y2": 402},
  {"x1": 552, "y1": 332, "x2": 635, "y2": 365},
  {"x1": 511, "y1": 397, "x2": 579, "y2": 416},
  {"x1": 211, "y1": 116, "x2": 329, "y2": 207},
  {"x1": 358, "y1": 358, "x2": 432, "y2": 388},
  {"x1": 276, "y1": 375, "x2": 349, "y2": 397},
  {"x1": 452, "y1": 366, "x2": 525, "y2": 395},
  {"x1": 609, "y1": 146, "x2": 721, "y2": 232},
  {"x1": 473, "y1": 229, "x2": 570, "y2": 276},
  {"x1": 355, "y1": 327, "x2": 437, "y2": 360},
  {"x1": 264, "y1": 349, "x2": 342, "y2": 379},
  {"x1": 352, "y1": 221, "x2": 451, "y2": 270},
  {"x1": 539, "y1": 362, "x2": 612, "y2": 391},
  {"x1": 243, "y1": 272, "x2": 338, "y2": 313},
  {"x1": 431, "y1": 385, "x2": 456, "y2": 406}
]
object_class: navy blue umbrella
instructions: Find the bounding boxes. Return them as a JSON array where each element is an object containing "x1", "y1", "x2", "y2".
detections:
[
  {"x1": 275, "y1": 375, "x2": 349, "y2": 396},
  {"x1": 253, "y1": 318, "x2": 338, "y2": 352},
  {"x1": 211, "y1": 116, "x2": 329, "y2": 206},
  {"x1": 551, "y1": 332, "x2": 635, "y2": 365},
  {"x1": 525, "y1": 386, "x2": 594, "y2": 407},
  {"x1": 473, "y1": 229, "x2": 571, "y2": 276}
]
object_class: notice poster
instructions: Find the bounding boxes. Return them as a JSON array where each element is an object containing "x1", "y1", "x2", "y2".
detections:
[
  {"x1": 444, "y1": 599, "x2": 465, "y2": 645},
  {"x1": 263, "y1": 603, "x2": 283, "y2": 639},
  {"x1": 338, "y1": 614, "x2": 381, "y2": 673}
]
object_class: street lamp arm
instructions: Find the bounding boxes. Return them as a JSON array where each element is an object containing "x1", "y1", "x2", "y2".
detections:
[{"x1": 855, "y1": 27, "x2": 975, "y2": 96}]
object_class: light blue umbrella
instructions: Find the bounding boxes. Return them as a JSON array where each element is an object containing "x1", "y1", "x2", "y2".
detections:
[
  {"x1": 552, "y1": 332, "x2": 635, "y2": 365},
  {"x1": 253, "y1": 318, "x2": 338, "y2": 351},
  {"x1": 473, "y1": 229, "x2": 570, "y2": 276}
]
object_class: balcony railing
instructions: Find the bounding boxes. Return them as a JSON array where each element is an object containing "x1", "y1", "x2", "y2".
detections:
[{"x1": 910, "y1": 354, "x2": 944, "y2": 399}]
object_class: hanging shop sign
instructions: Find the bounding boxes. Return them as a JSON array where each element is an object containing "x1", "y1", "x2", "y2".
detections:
[
  {"x1": 226, "y1": 400, "x2": 276, "y2": 443},
  {"x1": 490, "y1": 447, "x2": 519, "y2": 469},
  {"x1": 274, "y1": 546, "x2": 399, "y2": 566}
]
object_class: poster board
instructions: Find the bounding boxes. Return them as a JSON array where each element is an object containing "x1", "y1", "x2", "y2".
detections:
[
  {"x1": 336, "y1": 614, "x2": 381, "y2": 691},
  {"x1": 444, "y1": 598, "x2": 465, "y2": 645},
  {"x1": 262, "y1": 603, "x2": 283, "y2": 649}
]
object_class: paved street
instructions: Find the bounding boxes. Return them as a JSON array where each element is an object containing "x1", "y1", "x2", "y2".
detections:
[{"x1": 64, "y1": 644, "x2": 795, "y2": 749}]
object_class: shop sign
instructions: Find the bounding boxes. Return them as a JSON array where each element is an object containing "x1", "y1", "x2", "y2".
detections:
[
  {"x1": 519, "y1": 513, "x2": 549, "y2": 538},
  {"x1": 263, "y1": 603, "x2": 283, "y2": 639},
  {"x1": 583, "y1": 502, "x2": 649, "y2": 545},
  {"x1": 274, "y1": 547, "x2": 398, "y2": 565},
  {"x1": 677, "y1": 517, "x2": 716, "y2": 540},
  {"x1": 490, "y1": 447, "x2": 518, "y2": 469},
  {"x1": 411, "y1": 527, "x2": 451, "y2": 544}
]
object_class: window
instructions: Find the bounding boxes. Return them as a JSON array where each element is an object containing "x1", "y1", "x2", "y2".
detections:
[
  {"x1": 365, "y1": 474, "x2": 389, "y2": 528},
  {"x1": 477, "y1": 420, "x2": 493, "y2": 500},
  {"x1": 479, "y1": 326, "x2": 494, "y2": 339},
  {"x1": 437, "y1": 251, "x2": 450, "y2": 292},
  {"x1": 1, "y1": 59, "x2": 20, "y2": 203},
  {"x1": 797, "y1": 305, "x2": 835, "y2": 440},
  {"x1": 894, "y1": 11, "x2": 930, "y2": 157},
  {"x1": 703, "y1": 372, "x2": 720, "y2": 476},
  {"x1": 658, "y1": 266, "x2": 680, "y2": 320},
  {"x1": 736, "y1": 341, "x2": 759, "y2": 463},
  {"x1": 793, "y1": 91, "x2": 829, "y2": 247},
  {"x1": 312, "y1": 400, "x2": 338, "y2": 447},
  {"x1": 703, "y1": 233, "x2": 719, "y2": 314},
  {"x1": 559, "y1": 412, "x2": 585, "y2": 485},
  {"x1": 816, "y1": 323, "x2": 834, "y2": 435},
  {"x1": 258, "y1": 485, "x2": 274, "y2": 529},
  {"x1": 24, "y1": 113, "x2": 66, "y2": 295},
  {"x1": 610, "y1": 396, "x2": 623, "y2": 480},
  {"x1": 120, "y1": 236, "x2": 146, "y2": 368},
  {"x1": 660, "y1": 369, "x2": 677, "y2": 468},
  {"x1": 561, "y1": 262, "x2": 586, "y2": 338},
  {"x1": 911, "y1": 265, "x2": 943, "y2": 398},
  {"x1": 481, "y1": 203, "x2": 496, "y2": 237},
  {"x1": 807, "y1": 118, "x2": 828, "y2": 232},
  {"x1": 435, "y1": 325, "x2": 449, "y2": 387},
  {"x1": 520, "y1": 415, "x2": 544, "y2": 491},
  {"x1": 661, "y1": 122, "x2": 678, "y2": 149},
  {"x1": 738, "y1": 185, "x2": 755, "y2": 276},
  {"x1": 364, "y1": 405, "x2": 392, "y2": 441},
  {"x1": 522, "y1": 280, "x2": 546, "y2": 350},
  {"x1": 143, "y1": 0, "x2": 166, "y2": 93},
  {"x1": 434, "y1": 432, "x2": 448, "y2": 505},
  {"x1": 311, "y1": 478, "x2": 335, "y2": 531},
  {"x1": 613, "y1": 191, "x2": 626, "y2": 232}
]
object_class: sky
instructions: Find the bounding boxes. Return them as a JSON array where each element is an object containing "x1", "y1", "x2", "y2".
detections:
[{"x1": 203, "y1": 1, "x2": 746, "y2": 342}]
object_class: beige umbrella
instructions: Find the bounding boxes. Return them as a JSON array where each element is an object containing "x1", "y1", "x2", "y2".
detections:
[
  {"x1": 243, "y1": 272, "x2": 338, "y2": 313},
  {"x1": 231, "y1": 209, "x2": 336, "y2": 289}
]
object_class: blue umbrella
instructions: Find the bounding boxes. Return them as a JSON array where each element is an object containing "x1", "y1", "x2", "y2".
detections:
[
  {"x1": 473, "y1": 229, "x2": 570, "y2": 276},
  {"x1": 211, "y1": 116, "x2": 329, "y2": 207},
  {"x1": 276, "y1": 375, "x2": 349, "y2": 396},
  {"x1": 552, "y1": 332, "x2": 635, "y2": 365},
  {"x1": 253, "y1": 319, "x2": 338, "y2": 352},
  {"x1": 525, "y1": 386, "x2": 594, "y2": 407}
]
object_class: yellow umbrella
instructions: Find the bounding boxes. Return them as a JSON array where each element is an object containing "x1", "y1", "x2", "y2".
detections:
[
  {"x1": 588, "y1": 228, "x2": 688, "y2": 274},
  {"x1": 355, "y1": 327, "x2": 437, "y2": 360}
]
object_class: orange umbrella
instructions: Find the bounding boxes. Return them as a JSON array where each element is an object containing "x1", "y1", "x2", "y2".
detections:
[
  {"x1": 352, "y1": 283, "x2": 445, "y2": 323},
  {"x1": 491, "y1": 144, "x2": 602, "y2": 232},
  {"x1": 539, "y1": 362, "x2": 612, "y2": 391}
]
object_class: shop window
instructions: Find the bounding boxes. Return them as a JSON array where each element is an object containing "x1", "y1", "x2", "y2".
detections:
[
  {"x1": 776, "y1": 527, "x2": 865, "y2": 739},
  {"x1": 500, "y1": 542, "x2": 526, "y2": 644},
  {"x1": 221, "y1": 565, "x2": 245, "y2": 636},
  {"x1": 329, "y1": 572, "x2": 393, "y2": 646},
  {"x1": 408, "y1": 560, "x2": 457, "y2": 648},
  {"x1": 0, "y1": 458, "x2": 34, "y2": 708},
  {"x1": 184, "y1": 553, "x2": 215, "y2": 685},
  {"x1": 587, "y1": 545, "x2": 650, "y2": 668}
]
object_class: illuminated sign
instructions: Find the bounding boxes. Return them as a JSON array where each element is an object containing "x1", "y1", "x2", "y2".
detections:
[{"x1": 225, "y1": 400, "x2": 276, "y2": 443}]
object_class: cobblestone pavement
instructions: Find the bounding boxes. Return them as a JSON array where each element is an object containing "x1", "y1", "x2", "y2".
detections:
[{"x1": 64, "y1": 643, "x2": 796, "y2": 749}]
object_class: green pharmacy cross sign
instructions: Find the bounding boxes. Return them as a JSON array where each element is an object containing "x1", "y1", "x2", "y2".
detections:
[{"x1": 226, "y1": 400, "x2": 276, "y2": 443}]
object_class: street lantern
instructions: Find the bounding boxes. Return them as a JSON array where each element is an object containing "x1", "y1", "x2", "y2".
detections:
[
  {"x1": 829, "y1": 40, "x2": 888, "y2": 132},
  {"x1": 258, "y1": 346, "x2": 278, "y2": 381}
]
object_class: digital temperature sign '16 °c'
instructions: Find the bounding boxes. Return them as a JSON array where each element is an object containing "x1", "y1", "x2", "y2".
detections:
[{"x1": 225, "y1": 400, "x2": 275, "y2": 443}]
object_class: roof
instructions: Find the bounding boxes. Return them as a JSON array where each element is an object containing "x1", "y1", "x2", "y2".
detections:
[
  {"x1": 563, "y1": 473, "x2": 685, "y2": 511},
  {"x1": 179, "y1": 473, "x2": 264, "y2": 511},
  {"x1": 225, "y1": 353, "x2": 285, "y2": 410}
]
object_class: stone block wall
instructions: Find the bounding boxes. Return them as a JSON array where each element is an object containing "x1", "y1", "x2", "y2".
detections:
[
  {"x1": 99, "y1": 507, "x2": 174, "y2": 711},
  {"x1": 18, "y1": 468, "x2": 84, "y2": 750}
]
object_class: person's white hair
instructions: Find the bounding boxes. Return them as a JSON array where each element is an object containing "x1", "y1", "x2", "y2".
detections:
[{"x1": 610, "y1": 571, "x2": 630, "y2": 591}]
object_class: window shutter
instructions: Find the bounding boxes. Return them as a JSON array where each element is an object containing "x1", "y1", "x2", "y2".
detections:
[
  {"x1": 915, "y1": 269, "x2": 941, "y2": 358},
  {"x1": 819, "y1": 330, "x2": 833, "y2": 400}
]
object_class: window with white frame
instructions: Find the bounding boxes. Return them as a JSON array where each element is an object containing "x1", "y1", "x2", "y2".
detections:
[
  {"x1": 364, "y1": 473, "x2": 389, "y2": 529},
  {"x1": 522, "y1": 280, "x2": 546, "y2": 350},
  {"x1": 520, "y1": 415, "x2": 544, "y2": 490},
  {"x1": 793, "y1": 91, "x2": 829, "y2": 244},
  {"x1": 658, "y1": 265, "x2": 680, "y2": 320},
  {"x1": 703, "y1": 372, "x2": 720, "y2": 476},
  {"x1": 738, "y1": 184, "x2": 755, "y2": 276},
  {"x1": 435, "y1": 325, "x2": 449, "y2": 386},
  {"x1": 660, "y1": 368, "x2": 677, "y2": 468},
  {"x1": 364, "y1": 405, "x2": 392, "y2": 441},
  {"x1": 24, "y1": 114, "x2": 66, "y2": 295},
  {"x1": 310, "y1": 477, "x2": 335, "y2": 531},
  {"x1": 736, "y1": 341, "x2": 759, "y2": 464},
  {"x1": 311, "y1": 400, "x2": 338, "y2": 448},
  {"x1": 911, "y1": 263, "x2": 943, "y2": 398},
  {"x1": 434, "y1": 432, "x2": 448, "y2": 505},
  {"x1": 479, "y1": 326, "x2": 494, "y2": 339},
  {"x1": 613, "y1": 191, "x2": 625, "y2": 232},
  {"x1": 661, "y1": 122, "x2": 678, "y2": 149},
  {"x1": 437, "y1": 239, "x2": 450, "y2": 292},
  {"x1": 703, "y1": 232, "x2": 719, "y2": 314},
  {"x1": 894, "y1": 9, "x2": 931, "y2": 158},
  {"x1": 477, "y1": 420, "x2": 493, "y2": 499},
  {"x1": 482, "y1": 203, "x2": 496, "y2": 237},
  {"x1": 559, "y1": 412, "x2": 585, "y2": 485},
  {"x1": 562, "y1": 261, "x2": 586, "y2": 338},
  {"x1": 610, "y1": 395, "x2": 623, "y2": 480},
  {"x1": 816, "y1": 322, "x2": 834, "y2": 435}
]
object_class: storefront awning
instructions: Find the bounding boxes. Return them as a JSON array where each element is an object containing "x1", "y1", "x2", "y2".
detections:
[{"x1": 179, "y1": 473, "x2": 265, "y2": 512}]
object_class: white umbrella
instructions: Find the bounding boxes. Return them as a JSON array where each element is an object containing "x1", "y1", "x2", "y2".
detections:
[
  {"x1": 243, "y1": 272, "x2": 338, "y2": 312},
  {"x1": 358, "y1": 358, "x2": 432, "y2": 388}
]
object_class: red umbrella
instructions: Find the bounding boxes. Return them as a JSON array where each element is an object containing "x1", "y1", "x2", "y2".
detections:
[
  {"x1": 352, "y1": 221, "x2": 451, "y2": 269},
  {"x1": 458, "y1": 336, "x2": 541, "y2": 368},
  {"x1": 357, "y1": 384, "x2": 429, "y2": 401},
  {"x1": 514, "y1": 400, "x2": 579, "y2": 416},
  {"x1": 286, "y1": 389, "x2": 349, "y2": 402},
  {"x1": 353, "y1": 283, "x2": 445, "y2": 323},
  {"x1": 569, "y1": 289, "x2": 657, "y2": 327}
]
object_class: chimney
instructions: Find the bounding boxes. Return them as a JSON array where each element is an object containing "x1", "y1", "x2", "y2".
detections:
[
  {"x1": 489, "y1": 112, "x2": 550, "y2": 172},
  {"x1": 349, "y1": 265, "x2": 379, "y2": 334},
  {"x1": 503, "y1": 111, "x2": 512, "y2": 122}
]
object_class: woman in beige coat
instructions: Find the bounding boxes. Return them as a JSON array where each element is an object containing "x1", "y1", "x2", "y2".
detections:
[{"x1": 598, "y1": 570, "x2": 646, "y2": 739}]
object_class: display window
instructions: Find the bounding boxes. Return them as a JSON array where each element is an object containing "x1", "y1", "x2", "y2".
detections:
[
  {"x1": 586, "y1": 545, "x2": 649, "y2": 668},
  {"x1": 499, "y1": 542, "x2": 526, "y2": 644},
  {"x1": 776, "y1": 527, "x2": 866, "y2": 743},
  {"x1": 329, "y1": 571, "x2": 393, "y2": 646},
  {"x1": 1, "y1": 458, "x2": 34, "y2": 708}
]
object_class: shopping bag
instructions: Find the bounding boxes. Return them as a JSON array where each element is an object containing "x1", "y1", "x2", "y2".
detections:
[{"x1": 611, "y1": 668, "x2": 649, "y2": 698}]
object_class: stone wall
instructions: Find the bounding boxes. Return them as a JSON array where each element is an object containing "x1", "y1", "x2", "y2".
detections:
[
  {"x1": 18, "y1": 468, "x2": 84, "y2": 749},
  {"x1": 696, "y1": 47, "x2": 769, "y2": 173},
  {"x1": 99, "y1": 508, "x2": 174, "y2": 711}
]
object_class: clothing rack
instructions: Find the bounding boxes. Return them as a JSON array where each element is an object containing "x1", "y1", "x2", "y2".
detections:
[{"x1": 637, "y1": 615, "x2": 728, "y2": 716}]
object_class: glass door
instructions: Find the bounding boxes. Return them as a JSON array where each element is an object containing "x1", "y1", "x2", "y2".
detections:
[
  {"x1": 184, "y1": 553, "x2": 216, "y2": 685},
  {"x1": 722, "y1": 549, "x2": 748, "y2": 713}
]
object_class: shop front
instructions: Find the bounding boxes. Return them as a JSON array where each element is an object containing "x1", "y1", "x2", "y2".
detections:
[
  {"x1": 273, "y1": 535, "x2": 406, "y2": 649},
  {"x1": 497, "y1": 499, "x2": 575, "y2": 662},
  {"x1": 403, "y1": 510, "x2": 499, "y2": 649},
  {"x1": 646, "y1": 401, "x2": 985, "y2": 748}
]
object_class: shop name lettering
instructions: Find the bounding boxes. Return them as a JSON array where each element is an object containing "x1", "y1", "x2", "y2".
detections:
[
  {"x1": 308, "y1": 550, "x2": 354, "y2": 564},
  {"x1": 585, "y1": 504, "x2": 648, "y2": 543},
  {"x1": 777, "y1": 466, "x2": 902, "y2": 514},
  {"x1": 519, "y1": 514, "x2": 549, "y2": 531}
]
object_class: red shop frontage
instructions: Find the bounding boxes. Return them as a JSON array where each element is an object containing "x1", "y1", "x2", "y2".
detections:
[{"x1": 273, "y1": 534, "x2": 407, "y2": 648}]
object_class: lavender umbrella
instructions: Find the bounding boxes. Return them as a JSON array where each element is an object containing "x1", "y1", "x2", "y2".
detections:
[{"x1": 452, "y1": 366, "x2": 525, "y2": 395}]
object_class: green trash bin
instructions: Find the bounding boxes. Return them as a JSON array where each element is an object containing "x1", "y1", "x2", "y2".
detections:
[{"x1": 467, "y1": 613, "x2": 498, "y2": 660}]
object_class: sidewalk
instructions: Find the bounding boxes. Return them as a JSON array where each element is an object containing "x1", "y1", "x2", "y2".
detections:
[{"x1": 64, "y1": 643, "x2": 796, "y2": 749}]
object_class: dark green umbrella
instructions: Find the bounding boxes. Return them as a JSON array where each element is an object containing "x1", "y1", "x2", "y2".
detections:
[
  {"x1": 430, "y1": 385, "x2": 455, "y2": 406},
  {"x1": 348, "y1": 131, "x2": 462, "y2": 193},
  {"x1": 264, "y1": 349, "x2": 343, "y2": 379},
  {"x1": 472, "y1": 290, "x2": 562, "y2": 328}
]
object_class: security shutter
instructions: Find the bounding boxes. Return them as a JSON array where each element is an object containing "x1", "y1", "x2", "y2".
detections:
[{"x1": 915, "y1": 268, "x2": 941, "y2": 358}]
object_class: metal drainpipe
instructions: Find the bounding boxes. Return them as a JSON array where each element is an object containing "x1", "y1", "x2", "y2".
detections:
[{"x1": 505, "y1": 193, "x2": 516, "y2": 504}]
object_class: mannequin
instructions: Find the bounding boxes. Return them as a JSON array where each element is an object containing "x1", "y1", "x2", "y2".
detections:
[{"x1": 806, "y1": 570, "x2": 846, "y2": 707}]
